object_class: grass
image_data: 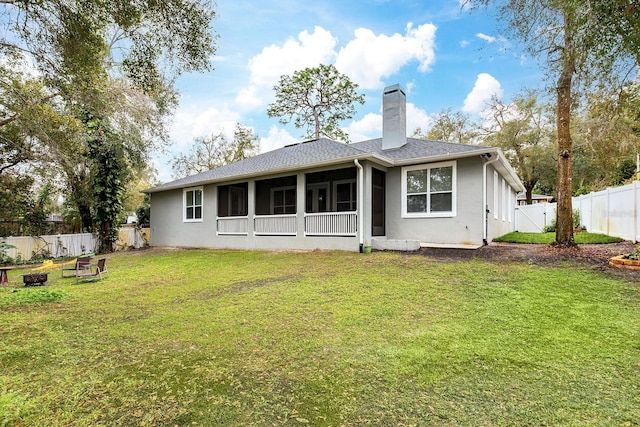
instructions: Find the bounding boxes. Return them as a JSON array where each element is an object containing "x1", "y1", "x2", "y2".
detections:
[
  {"x1": 0, "y1": 248, "x2": 638, "y2": 426},
  {"x1": 494, "y1": 231, "x2": 625, "y2": 244}
]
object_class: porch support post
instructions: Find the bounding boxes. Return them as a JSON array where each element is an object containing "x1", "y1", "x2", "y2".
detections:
[
  {"x1": 248, "y1": 180, "x2": 255, "y2": 237},
  {"x1": 354, "y1": 159, "x2": 364, "y2": 252},
  {"x1": 296, "y1": 172, "x2": 306, "y2": 236}
]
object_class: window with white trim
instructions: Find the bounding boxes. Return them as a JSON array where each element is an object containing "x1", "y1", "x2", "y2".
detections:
[
  {"x1": 184, "y1": 187, "x2": 203, "y2": 222},
  {"x1": 402, "y1": 161, "x2": 456, "y2": 217}
]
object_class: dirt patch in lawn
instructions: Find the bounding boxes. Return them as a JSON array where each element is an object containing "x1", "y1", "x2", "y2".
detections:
[{"x1": 416, "y1": 241, "x2": 640, "y2": 281}]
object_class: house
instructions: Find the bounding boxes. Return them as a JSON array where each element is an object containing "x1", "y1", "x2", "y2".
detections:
[
  {"x1": 145, "y1": 84, "x2": 524, "y2": 252},
  {"x1": 516, "y1": 192, "x2": 554, "y2": 206}
]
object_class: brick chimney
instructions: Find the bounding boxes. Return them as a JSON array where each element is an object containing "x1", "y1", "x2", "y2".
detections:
[{"x1": 382, "y1": 84, "x2": 407, "y2": 150}]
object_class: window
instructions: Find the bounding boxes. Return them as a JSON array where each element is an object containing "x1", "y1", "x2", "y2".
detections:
[
  {"x1": 184, "y1": 187, "x2": 203, "y2": 222},
  {"x1": 334, "y1": 179, "x2": 357, "y2": 211},
  {"x1": 271, "y1": 186, "x2": 296, "y2": 214},
  {"x1": 402, "y1": 161, "x2": 456, "y2": 217}
]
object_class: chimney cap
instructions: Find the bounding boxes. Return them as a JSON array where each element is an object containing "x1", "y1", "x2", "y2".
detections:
[{"x1": 384, "y1": 83, "x2": 406, "y2": 96}]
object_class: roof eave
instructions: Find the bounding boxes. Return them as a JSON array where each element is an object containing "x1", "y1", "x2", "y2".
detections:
[{"x1": 144, "y1": 153, "x2": 392, "y2": 194}]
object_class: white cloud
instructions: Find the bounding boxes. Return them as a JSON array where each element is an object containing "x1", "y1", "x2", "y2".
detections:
[
  {"x1": 344, "y1": 102, "x2": 431, "y2": 142},
  {"x1": 259, "y1": 126, "x2": 298, "y2": 153},
  {"x1": 247, "y1": 26, "x2": 337, "y2": 88},
  {"x1": 235, "y1": 85, "x2": 263, "y2": 110},
  {"x1": 345, "y1": 113, "x2": 382, "y2": 142},
  {"x1": 459, "y1": 39, "x2": 470, "y2": 48},
  {"x1": 335, "y1": 22, "x2": 437, "y2": 90},
  {"x1": 236, "y1": 26, "x2": 337, "y2": 111},
  {"x1": 476, "y1": 33, "x2": 497, "y2": 44},
  {"x1": 462, "y1": 73, "x2": 503, "y2": 113},
  {"x1": 406, "y1": 102, "x2": 433, "y2": 135},
  {"x1": 170, "y1": 105, "x2": 241, "y2": 151}
]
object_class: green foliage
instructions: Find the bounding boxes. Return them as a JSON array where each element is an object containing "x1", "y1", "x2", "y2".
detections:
[
  {"x1": 0, "y1": 239, "x2": 16, "y2": 265},
  {"x1": 83, "y1": 112, "x2": 128, "y2": 252},
  {"x1": 135, "y1": 195, "x2": 151, "y2": 228},
  {"x1": 267, "y1": 64, "x2": 365, "y2": 142},
  {"x1": 623, "y1": 246, "x2": 640, "y2": 260},
  {"x1": 0, "y1": 249, "x2": 638, "y2": 425},
  {"x1": 414, "y1": 108, "x2": 477, "y2": 144},
  {"x1": 0, "y1": 288, "x2": 67, "y2": 308},
  {"x1": 171, "y1": 123, "x2": 259, "y2": 179},
  {"x1": 543, "y1": 209, "x2": 584, "y2": 232}
]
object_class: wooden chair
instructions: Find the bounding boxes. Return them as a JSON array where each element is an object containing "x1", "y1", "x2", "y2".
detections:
[
  {"x1": 61, "y1": 256, "x2": 93, "y2": 278},
  {"x1": 76, "y1": 258, "x2": 108, "y2": 283}
]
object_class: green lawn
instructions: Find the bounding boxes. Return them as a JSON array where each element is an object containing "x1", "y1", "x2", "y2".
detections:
[
  {"x1": 1, "y1": 248, "x2": 638, "y2": 426},
  {"x1": 494, "y1": 231, "x2": 625, "y2": 244}
]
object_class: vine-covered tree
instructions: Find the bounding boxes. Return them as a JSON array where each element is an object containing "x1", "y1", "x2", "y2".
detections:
[
  {"x1": 0, "y1": 0, "x2": 217, "y2": 250},
  {"x1": 267, "y1": 64, "x2": 365, "y2": 143},
  {"x1": 471, "y1": 0, "x2": 640, "y2": 245},
  {"x1": 172, "y1": 123, "x2": 259, "y2": 179}
]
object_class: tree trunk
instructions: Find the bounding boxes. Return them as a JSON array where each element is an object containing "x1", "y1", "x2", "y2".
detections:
[
  {"x1": 524, "y1": 180, "x2": 537, "y2": 205},
  {"x1": 555, "y1": 12, "x2": 575, "y2": 245}
]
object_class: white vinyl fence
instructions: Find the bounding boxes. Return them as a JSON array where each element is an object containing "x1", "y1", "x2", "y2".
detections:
[
  {"x1": 516, "y1": 181, "x2": 640, "y2": 242},
  {"x1": 3, "y1": 226, "x2": 150, "y2": 262}
]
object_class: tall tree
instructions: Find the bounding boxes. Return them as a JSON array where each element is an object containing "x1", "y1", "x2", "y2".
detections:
[
  {"x1": 471, "y1": 0, "x2": 640, "y2": 245},
  {"x1": 413, "y1": 108, "x2": 478, "y2": 144},
  {"x1": 479, "y1": 92, "x2": 556, "y2": 204},
  {"x1": 573, "y1": 83, "x2": 640, "y2": 190},
  {"x1": 0, "y1": 0, "x2": 217, "y2": 249},
  {"x1": 267, "y1": 64, "x2": 365, "y2": 143},
  {"x1": 171, "y1": 123, "x2": 259, "y2": 179}
]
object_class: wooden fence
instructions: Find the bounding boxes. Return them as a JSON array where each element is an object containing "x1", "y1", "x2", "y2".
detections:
[{"x1": 3, "y1": 226, "x2": 150, "y2": 262}]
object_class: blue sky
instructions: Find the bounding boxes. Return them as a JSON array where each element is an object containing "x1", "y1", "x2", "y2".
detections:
[{"x1": 157, "y1": 0, "x2": 543, "y2": 182}]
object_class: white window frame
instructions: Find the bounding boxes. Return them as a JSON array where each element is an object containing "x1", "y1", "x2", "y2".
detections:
[
  {"x1": 401, "y1": 160, "x2": 456, "y2": 218},
  {"x1": 333, "y1": 179, "x2": 357, "y2": 212},
  {"x1": 183, "y1": 186, "x2": 203, "y2": 222}
]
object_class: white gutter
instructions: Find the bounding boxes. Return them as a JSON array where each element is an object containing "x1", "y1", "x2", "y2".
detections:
[
  {"x1": 482, "y1": 154, "x2": 500, "y2": 245},
  {"x1": 354, "y1": 159, "x2": 364, "y2": 252}
]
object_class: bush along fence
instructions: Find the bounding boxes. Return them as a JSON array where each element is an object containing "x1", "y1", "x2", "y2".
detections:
[
  {"x1": 516, "y1": 181, "x2": 640, "y2": 242},
  {"x1": 1, "y1": 225, "x2": 150, "y2": 264}
]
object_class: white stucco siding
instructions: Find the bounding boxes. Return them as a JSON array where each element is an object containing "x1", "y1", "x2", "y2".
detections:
[
  {"x1": 149, "y1": 185, "x2": 217, "y2": 247},
  {"x1": 384, "y1": 156, "x2": 486, "y2": 246},
  {"x1": 486, "y1": 164, "x2": 518, "y2": 241},
  {"x1": 149, "y1": 179, "x2": 360, "y2": 251}
]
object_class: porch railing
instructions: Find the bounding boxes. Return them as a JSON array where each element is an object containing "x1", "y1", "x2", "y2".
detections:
[
  {"x1": 254, "y1": 214, "x2": 297, "y2": 236},
  {"x1": 217, "y1": 216, "x2": 249, "y2": 235},
  {"x1": 304, "y1": 211, "x2": 357, "y2": 236}
]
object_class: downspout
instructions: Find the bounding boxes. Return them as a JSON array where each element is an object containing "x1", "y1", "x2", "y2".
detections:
[
  {"x1": 354, "y1": 159, "x2": 364, "y2": 252},
  {"x1": 482, "y1": 154, "x2": 500, "y2": 245}
]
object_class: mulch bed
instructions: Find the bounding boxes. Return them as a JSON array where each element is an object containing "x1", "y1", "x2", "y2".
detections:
[{"x1": 416, "y1": 241, "x2": 640, "y2": 282}]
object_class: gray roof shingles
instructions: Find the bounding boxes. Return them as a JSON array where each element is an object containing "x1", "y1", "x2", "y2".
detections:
[{"x1": 146, "y1": 137, "x2": 494, "y2": 193}]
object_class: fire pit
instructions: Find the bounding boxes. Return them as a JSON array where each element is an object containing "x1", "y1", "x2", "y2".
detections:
[{"x1": 22, "y1": 272, "x2": 48, "y2": 286}]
